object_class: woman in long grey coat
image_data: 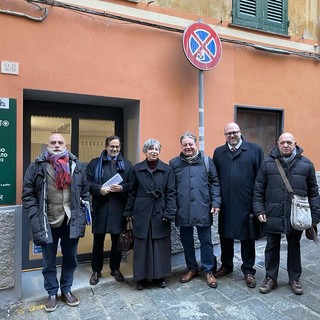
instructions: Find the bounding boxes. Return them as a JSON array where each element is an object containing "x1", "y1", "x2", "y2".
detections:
[{"x1": 124, "y1": 139, "x2": 176, "y2": 290}]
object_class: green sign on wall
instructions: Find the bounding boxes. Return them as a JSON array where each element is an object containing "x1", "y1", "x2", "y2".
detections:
[{"x1": 0, "y1": 98, "x2": 16, "y2": 205}]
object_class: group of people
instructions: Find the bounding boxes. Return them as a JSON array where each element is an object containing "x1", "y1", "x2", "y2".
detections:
[{"x1": 22, "y1": 123, "x2": 320, "y2": 313}]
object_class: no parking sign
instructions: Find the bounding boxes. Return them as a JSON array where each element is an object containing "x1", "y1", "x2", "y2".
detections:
[{"x1": 183, "y1": 22, "x2": 222, "y2": 71}]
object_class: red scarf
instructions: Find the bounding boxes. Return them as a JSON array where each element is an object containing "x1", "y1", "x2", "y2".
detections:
[{"x1": 45, "y1": 151, "x2": 71, "y2": 189}]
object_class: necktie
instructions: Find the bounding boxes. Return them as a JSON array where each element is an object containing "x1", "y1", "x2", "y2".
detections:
[{"x1": 231, "y1": 147, "x2": 237, "y2": 152}]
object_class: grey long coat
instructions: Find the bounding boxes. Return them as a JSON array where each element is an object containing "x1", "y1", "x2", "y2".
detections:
[
  {"x1": 253, "y1": 145, "x2": 320, "y2": 234},
  {"x1": 213, "y1": 139, "x2": 264, "y2": 240},
  {"x1": 123, "y1": 159, "x2": 176, "y2": 239}
]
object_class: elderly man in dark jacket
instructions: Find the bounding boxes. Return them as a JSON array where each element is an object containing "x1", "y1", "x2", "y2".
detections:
[
  {"x1": 253, "y1": 132, "x2": 320, "y2": 295},
  {"x1": 213, "y1": 122, "x2": 264, "y2": 289},
  {"x1": 22, "y1": 133, "x2": 89, "y2": 312},
  {"x1": 86, "y1": 135, "x2": 132, "y2": 285},
  {"x1": 170, "y1": 132, "x2": 221, "y2": 288}
]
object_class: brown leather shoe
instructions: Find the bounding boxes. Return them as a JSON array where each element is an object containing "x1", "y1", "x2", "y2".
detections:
[
  {"x1": 289, "y1": 280, "x2": 303, "y2": 295},
  {"x1": 259, "y1": 277, "x2": 278, "y2": 294},
  {"x1": 245, "y1": 274, "x2": 256, "y2": 288},
  {"x1": 45, "y1": 294, "x2": 57, "y2": 312},
  {"x1": 180, "y1": 269, "x2": 198, "y2": 283},
  {"x1": 61, "y1": 292, "x2": 80, "y2": 307},
  {"x1": 90, "y1": 272, "x2": 102, "y2": 285},
  {"x1": 204, "y1": 271, "x2": 217, "y2": 288},
  {"x1": 214, "y1": 267, "x2": 232, "y2": 278}
]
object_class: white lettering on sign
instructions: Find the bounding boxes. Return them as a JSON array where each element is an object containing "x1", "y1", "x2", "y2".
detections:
[{"x1": 1, "y1": 61, "x2": 19, "y2": 75}]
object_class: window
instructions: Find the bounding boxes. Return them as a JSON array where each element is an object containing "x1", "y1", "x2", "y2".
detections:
[{"x1": 232, "y1": 0, "x2": 288, "y2": 35}]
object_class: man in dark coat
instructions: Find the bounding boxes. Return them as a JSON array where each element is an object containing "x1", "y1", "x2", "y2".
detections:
[
  {"x1": 170, "y1": 132, "x2": 221, "y2": 288},
  {"x1": 213, "y1": 122, "x2": 264, "y2": 288},
  {"x1": 22, "y1": 133, "x2": 89, "y2": 312},
  {"x1": 253, "y1": 132, "x2": 320, "y2": 295},
  {"x1": 86, "y1": 135, "x2": 132, "y2": 285}
]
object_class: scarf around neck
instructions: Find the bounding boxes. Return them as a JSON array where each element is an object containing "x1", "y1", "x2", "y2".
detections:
[
  {"x1": 93, "y1": 150, "x2": 125, "y2": 184},
  {"x1": 44, "y1": 150, "x2": 71, "y2": 189}
]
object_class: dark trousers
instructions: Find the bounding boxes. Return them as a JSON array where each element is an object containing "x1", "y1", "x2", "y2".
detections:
[
  {"x1": 220, "y1": 236, "x2": 256, "y2": 275},
  {"x1": 41, "y1": 221, "x2": 79, "y2": 296},
  {"x1": 180, "y1": 226, "x2": 216, "y2": 273},
  {"x1": 265, "y1": 232, "x2": 302, "y2": 281},
  {"x1": 91, "y1": 233, "x2": 122, "y2": 273}
]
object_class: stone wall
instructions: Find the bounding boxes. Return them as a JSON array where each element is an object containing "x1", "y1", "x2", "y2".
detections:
[{"x1": 0, "y1": 206, "x2": 22, "y2": 307}]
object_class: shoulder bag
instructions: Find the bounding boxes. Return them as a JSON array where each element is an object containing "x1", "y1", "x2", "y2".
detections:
[{"x1": 275, "y1": 159, "x2": 312, "y2": 231}]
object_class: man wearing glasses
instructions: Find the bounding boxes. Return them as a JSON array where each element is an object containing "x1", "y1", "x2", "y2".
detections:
[
  {"x1": 86, "y1": 135, "x2": 132, "y2": 285},
  {"x1": 212, "y1": 122, "x2": 264, "y2": 288}
]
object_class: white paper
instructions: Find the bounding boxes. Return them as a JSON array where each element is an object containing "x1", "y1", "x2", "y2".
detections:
[{"x1": 102, "y1": 173, "x2": 123, "y2": 187}]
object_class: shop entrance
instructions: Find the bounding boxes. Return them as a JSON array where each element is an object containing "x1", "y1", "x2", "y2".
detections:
[{"x1": 22, "y1": 99, "x2": 124, "y2": 270}]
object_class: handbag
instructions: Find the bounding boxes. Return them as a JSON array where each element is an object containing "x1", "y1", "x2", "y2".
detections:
[
  {"x1": 117, "y1": 220, "x2": 134, "y2": 251},
  {"x1": 275, "y1": 159, "x2": 312, "y2": 231}
]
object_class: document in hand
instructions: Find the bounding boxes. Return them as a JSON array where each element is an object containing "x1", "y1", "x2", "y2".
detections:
[{"x1": 102, "y1": 173, "x2": 123, "y2": 187}]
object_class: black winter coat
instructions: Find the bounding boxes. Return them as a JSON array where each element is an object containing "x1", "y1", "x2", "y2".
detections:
[
  {"x1": 169, "y1": 153, "x2": 221, "y2": 227},
  {"x1": 22, "y1": 152, "x2": 90, "y2": 246},
  {"x1": 86, "y1": 152, "x2": 132, "y2": 234},
  {"x1": 213, "y1": 139, "x2": 264, "y2": 240},
  {"x1": 123, "y1": 159, "x2": 176, "y2": 239},
  {"x1": 253, "y1": 146, "x2": 320, "y2": 234}
]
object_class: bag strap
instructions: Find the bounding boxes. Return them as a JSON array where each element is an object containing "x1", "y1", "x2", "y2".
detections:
[
  {"x1": 126, "y1": 220, "x2": 133, "y2": 230},
  {"x1": 204, "y1": 156, "x2": 209, "y2": 174},
  {"x1": 275, "y1": 159, "x2": 294, "y2": 195}
]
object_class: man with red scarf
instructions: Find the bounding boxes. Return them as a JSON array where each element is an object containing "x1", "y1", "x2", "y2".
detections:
[{"x1": 22, "y1": 133, "x2": 89, "y2": 312}]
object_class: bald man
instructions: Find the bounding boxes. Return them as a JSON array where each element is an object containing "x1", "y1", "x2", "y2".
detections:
[
  {"x1": 22, "y1": 133, "x2": 90, "y2": 312},
  {"x1": 253, "y1": 132, "x2": 320, "y2": 295}
]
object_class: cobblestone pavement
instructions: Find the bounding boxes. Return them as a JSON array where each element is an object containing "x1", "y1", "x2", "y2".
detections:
[{"x1": 1, "y1": 237, "x2": 320, "y2": 320}]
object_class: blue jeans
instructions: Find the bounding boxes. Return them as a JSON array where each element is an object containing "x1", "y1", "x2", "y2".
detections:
[
  {"x1": 180, "y1": 226, "x2": 216, "y2": 273},
  {"x1": 41, "y1": 220, "x2": 79, "y2": 296}
]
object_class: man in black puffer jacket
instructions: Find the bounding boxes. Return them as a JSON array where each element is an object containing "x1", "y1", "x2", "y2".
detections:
[{"x1": 253, "y1": 132, "x2": 320, "y2": 295}]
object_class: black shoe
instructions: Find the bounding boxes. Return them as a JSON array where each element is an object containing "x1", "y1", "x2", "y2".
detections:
[
  {"x1": 259, "y1": 277, "x2": 278, "y2": 294},
  {"x1": 61, "y1": 292, "x2": 79, "y2": 307},
  {"x1": 111, "y1": 270, "x2": 125, "y2": 282},
  {"x1": 152, "y1": 278, "x2": 166, "y2": 288},
  {"x1": 137, "y1": 279, "x2": 147, "y2": 290},
  {"x1": 90, "y1": 272, "x2": 101, "y2": 285},
  {"x1": 45, "y1": 294, "x2": 58, "y2": 312}
]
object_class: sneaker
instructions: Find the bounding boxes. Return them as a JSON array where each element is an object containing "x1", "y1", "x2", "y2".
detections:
[
  {"x1": 61, "y1": 292, "x2": 79, "y2": 307},
  {"x1": 259, "y1": 277, "x2": 278, "y2": 294},
  {"x1": 45, "y1": 294, "x2": 57, "y2": 312}
]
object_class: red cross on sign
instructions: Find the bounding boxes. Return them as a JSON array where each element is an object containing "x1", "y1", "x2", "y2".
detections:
[{"x1": 183, "y1": 22, "x2": 222, "y2": 71}]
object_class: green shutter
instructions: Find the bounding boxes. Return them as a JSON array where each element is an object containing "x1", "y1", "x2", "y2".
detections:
[
  {"x1": 263, "y1": 0, "x2": 288, "y2": 34},
  {"x1": 232, "y1": 0, "x2": 288, "y2": 35}
]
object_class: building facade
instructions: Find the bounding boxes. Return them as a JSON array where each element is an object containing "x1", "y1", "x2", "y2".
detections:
[{"x1": 0, "y1": 0, "x2": 319, "y2": 303}]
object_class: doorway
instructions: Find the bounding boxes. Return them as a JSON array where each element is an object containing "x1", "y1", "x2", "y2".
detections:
[{"x1": 22, "y1": 97, "x2": 133, "y2": 269}]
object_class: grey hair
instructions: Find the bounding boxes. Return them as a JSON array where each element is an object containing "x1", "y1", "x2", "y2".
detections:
[
  {"x1": 179, "y1": 131, "x2": 197, "y2": 144},
  {"x1": 142, "y1": 138, "x2": 162, "y2": 153}
]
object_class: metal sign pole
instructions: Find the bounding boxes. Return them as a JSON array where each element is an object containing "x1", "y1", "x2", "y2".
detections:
[{"x1": 198, "y1": 70, "x2": 204, "y2": 155}]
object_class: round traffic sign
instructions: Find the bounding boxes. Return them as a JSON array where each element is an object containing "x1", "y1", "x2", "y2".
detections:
[{"x1": 183, "y1": 22, "x2": 222, "y2": 71}]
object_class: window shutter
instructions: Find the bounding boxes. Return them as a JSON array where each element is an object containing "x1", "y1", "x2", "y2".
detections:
[
  {"x1": 233, "y1": 0, "x2": 262, "y2": 29},
  {"x1": 232, "y1": 0, "x2": 288, "y2": 35},
  {"x1": 263, "y1": 0, "x2": 288, "y2": 34}
]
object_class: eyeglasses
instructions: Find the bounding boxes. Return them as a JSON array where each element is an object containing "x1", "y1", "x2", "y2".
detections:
[{"x1": 224, "y1": 131, "x2": 239, "y2": 137}]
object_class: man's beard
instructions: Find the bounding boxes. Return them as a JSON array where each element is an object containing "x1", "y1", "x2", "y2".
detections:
[{"x1": 47, "y1": 146, "x2": 67, "y2": 155}]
